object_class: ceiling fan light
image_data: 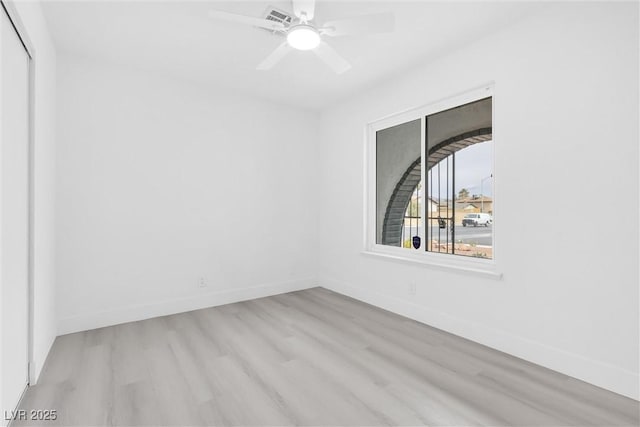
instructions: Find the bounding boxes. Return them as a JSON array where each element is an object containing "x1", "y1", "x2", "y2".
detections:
[{"x1": 287, "y1": 25, "x2": 320, "y2": 50}]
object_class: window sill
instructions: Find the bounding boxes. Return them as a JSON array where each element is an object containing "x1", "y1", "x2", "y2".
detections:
[{"x1": 361, "y1": 248, "x2": 503, "y2": 280}]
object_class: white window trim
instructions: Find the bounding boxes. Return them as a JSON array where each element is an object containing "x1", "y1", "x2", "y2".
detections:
[{"x1": 363, "y1": 83, "x2": 502, "y2": 279}]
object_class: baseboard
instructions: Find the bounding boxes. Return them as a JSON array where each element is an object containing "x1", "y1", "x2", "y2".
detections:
[
  {"x1": 58, "y1": 278, "x2": 317, "y2": 335},
  {"x1": 320, "y1": 277, "x2": 639, "y2": 401}
]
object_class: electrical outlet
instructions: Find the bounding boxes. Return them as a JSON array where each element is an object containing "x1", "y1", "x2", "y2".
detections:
[
  {"x1": 408, "y1": 282, "x2": 416, "y2": 296},
  {"x1": 198, "y1": 277, "x2": 208, "y2": 288}
]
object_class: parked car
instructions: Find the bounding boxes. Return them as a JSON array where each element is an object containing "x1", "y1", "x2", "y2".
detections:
[{"x1": 462, "y1": 213, "x2": 492, "y2": 227}]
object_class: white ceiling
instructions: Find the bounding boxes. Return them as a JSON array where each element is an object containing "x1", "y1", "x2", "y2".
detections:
[{"x1": 40, "y1": 1, "x2": 543, "y2": 111}]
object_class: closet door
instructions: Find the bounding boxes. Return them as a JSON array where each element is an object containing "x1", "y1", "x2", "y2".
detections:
[{"x1": 1, "y1": 3, "x2": 31, "y2": 419}]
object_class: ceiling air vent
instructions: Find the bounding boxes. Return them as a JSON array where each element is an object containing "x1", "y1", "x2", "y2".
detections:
[{"x1": 262, "y1": 6, "x2": 293, "y2": 29}]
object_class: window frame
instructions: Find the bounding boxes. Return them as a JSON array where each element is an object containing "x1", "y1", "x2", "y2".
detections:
[{"x1": 364, "y1": 84, "x2": 501, "y2": 278}]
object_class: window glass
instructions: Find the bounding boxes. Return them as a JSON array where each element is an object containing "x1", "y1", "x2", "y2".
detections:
[
  {"x1": 425, "y1": 97, "x2": 493, "y2": 258},
  {"x1": 375, "y1": 119, "x2": 421, "y2": 248}
]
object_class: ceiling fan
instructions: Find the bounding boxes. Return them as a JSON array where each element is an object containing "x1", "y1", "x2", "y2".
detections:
[{"x1": 208, "y1": 0, "x2": 394, "y2": 74}]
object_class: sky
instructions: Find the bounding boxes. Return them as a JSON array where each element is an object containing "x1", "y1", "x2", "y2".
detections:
[
  {"x1": 427, "y1": 140, "x2": 493, "y2": 200},
  {"x1": 454, "y1": 141, "x2": 493, "y2": 197}
]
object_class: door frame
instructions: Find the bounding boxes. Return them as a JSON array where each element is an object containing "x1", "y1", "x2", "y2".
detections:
[{"x1": 0, "y1": 0, "x2": 35, "y2": 387}]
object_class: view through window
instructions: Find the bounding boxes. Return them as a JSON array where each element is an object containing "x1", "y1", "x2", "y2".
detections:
[{"x1": 375, "y1": 96, "x2": 493, "y2": 259}]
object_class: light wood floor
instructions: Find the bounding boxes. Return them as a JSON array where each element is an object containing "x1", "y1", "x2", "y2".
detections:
[{"x1": 17, "y1": 288, "x2": 639, "y2": 426}]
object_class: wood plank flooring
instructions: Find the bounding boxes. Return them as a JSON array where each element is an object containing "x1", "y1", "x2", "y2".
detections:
[{"x1": 16, "y1": 288, "x2": 640, "y2": 426}]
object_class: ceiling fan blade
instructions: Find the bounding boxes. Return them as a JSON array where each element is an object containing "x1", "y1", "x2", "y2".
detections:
[
  {"x1": 313, "y1": 42, "x2": 351, "y2": 74},
  {"x1": 292, "y1": 0, "x2": 316, "y2": 21},
  {"x1": 321, "y1": 13, "x2": 395, "y2": 37},
  {"x1": 208, "y1": 10, "x2": 285, "y2": 31},
  {"x1": 257, "y1": 42, "x2": 292, "y2": 71}
]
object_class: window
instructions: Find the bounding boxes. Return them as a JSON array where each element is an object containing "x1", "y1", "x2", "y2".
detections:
[{"x1": 367, "y1": 86, "x2": 497, "y2": 273}]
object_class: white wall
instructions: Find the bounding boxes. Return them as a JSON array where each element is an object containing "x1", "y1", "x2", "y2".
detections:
[
  {"x1": 55, "y1": 56, "x2": 319, "y2": 334},
  {"x1": 7, "y1": 0, "x2": 57, "y2": 385},
  {"x1": 317, "y1": 2, "x2": 639, "y2": 400}
]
